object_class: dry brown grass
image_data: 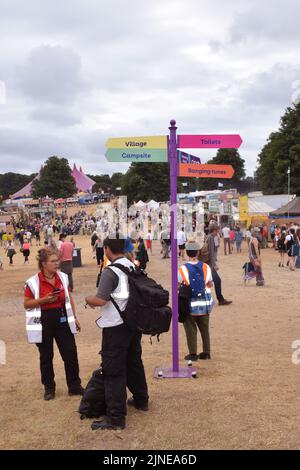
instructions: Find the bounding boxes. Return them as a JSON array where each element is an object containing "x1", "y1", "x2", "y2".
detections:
[{"x1": 1, "y1": 234, "x2": 300, "y2": 450}]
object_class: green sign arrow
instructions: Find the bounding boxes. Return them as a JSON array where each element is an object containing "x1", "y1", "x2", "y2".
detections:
[{"x1": 105, "y1": 148, "x2": 168, "y2": 162}]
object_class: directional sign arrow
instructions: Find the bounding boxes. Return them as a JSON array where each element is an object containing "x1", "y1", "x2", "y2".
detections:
[
  {"x1": 178, "y1": 134, "x2": 243, "y2": 149},
  {"x1": 179, "y1": 163, "x2": 235, "y2": 179},
  {"x1": 106, "y1": 135, "x2": 167, "y2": 149},
  {"x1": 105, "y1": 148, "x2": 168, "y2": 162}
]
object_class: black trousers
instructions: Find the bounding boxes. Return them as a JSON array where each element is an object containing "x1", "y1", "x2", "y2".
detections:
[
  {"x1": 60, "y1": 261, "x2": 74, "y2": 292},
  {"x1": 36, "y1": 309, "x2": 81, "y2": 391},
  {"x1": 211, "y1": 268, "x2": 224, "y2": 302},
  {"x1": 96, "y1": 247, "x2": 104, "y2": 266},
  {"x1": 96, "y1": 323, "x2": 148, "y2": 425}
]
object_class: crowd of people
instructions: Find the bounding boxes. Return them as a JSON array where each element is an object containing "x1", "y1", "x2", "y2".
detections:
[{"x1": 1, "y1": 201, "x2": 300, "y2": 432}]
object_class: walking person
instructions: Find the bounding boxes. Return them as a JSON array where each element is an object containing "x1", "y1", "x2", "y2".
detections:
[
  {"x1": 6, "y1": 241, "x2": 16, "y2": 265},
  {"x1": 94, "y1": 236, "x2": 104, "y2": 267},
  {"x1": 277, "y1": 231, "x2": 286, "y2": 267},
  {"x1": 145, "y1": 230, "x2": 153, "y2": 255},
  {"x1": 24, "y1": 247, "x2": 83, "y2": 400},
  {"x1": 249, "y1": 228, "x2": 265, "y2": 286},
  {"x1": 222, "y1": 223, "x2": 231, "y2": 255},
  {"x1": 85, "y1": 235, "x2": 149, "y2": 430},
  {"x1": 22, "y1": 238, "x2": 31, "y2": 264},
  {"x1": 246, "y1": 227, "x2": 252, "y2": 247},
  {"x1": 179, "y1": 242, "x2": 214, "y2": 361},
  {"x1": 229, "y1": 228, "x2": 236, "y2": 252},
  {"x1": 235, "y1": 227, "x2": 243, "y2": 253},
  {"x1": 60, "y1": 234, "x2": 75, "y2": 292},
  {"x1": 203, "y1": 225, "x2": 232, "y2": 306},
  {"x1": 177, "y1": 227, "x2": 187, "y2": 260},
  {"x1": 136, "y1": 237, "x2": 149, "y2": 270},
  {"x1": 285, "y1": 228, "x2": 298, "y2": 271}
]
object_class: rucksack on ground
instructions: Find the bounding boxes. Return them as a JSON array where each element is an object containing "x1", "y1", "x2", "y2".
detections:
[{"x1": 108, "y1": 263, "x2": 172, "y2": 337}]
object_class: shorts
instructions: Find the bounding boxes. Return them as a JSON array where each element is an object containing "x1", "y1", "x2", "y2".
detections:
[
  {"x1": 146, "y1": 240, "x2": 152, "y2": 249},
  {"x1": 179, "y1": 244, "x2": 186, "y2": 250}
]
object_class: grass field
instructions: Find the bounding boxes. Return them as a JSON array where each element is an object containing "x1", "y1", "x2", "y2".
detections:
[{"x1": 1, "y1": 234, "x2": 300, "y2": 450}]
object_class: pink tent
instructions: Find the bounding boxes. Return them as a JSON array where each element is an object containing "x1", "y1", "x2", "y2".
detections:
[
  {"x1": 11, "y1": 170, "x2": 41, "y2": 199},
  {"x1": 72, "y1": 164, "x2": 96, "y2": 192}
]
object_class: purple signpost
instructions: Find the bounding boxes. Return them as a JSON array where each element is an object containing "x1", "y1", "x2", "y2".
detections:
[
  {"x1": 154, "y1": 120, "x2": 197, "y2": 379},
  {"x1": 154, "y1": 121, "x2": 242, "y2": 379}
]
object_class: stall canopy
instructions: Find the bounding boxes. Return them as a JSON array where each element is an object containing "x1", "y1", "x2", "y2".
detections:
[
  {"x1": 269, "y1": 197, "x2": 300, "y2": 218},
  {"x1": 135, "y1": 200, "x2": 146, "y2": 208},
  {"x1": 147, "y1": 200, "x2": 160, "y2": 210}
]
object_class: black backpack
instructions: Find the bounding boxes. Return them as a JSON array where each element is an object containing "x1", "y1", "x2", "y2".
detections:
[{"x1": 108, "y1": 263, "x2": 172, "y2": 337}]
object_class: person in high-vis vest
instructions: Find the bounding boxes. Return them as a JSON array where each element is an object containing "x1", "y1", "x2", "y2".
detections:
[
  {"x1": 24, "y1": 247, "x2": 84, "y2": 401},
  {"x1": 178, "y1": 241, "x2": 214, "y2": 362},
  {"x1": 85, "y1": 235, "x2": 148, "y2": 431}
]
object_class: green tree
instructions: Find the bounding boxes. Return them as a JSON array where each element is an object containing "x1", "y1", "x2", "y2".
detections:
[
  {"x1": 88, "y1": 174, "x2": 111, "y2": 193},
  {"x1": 111, "y1": 172, "x2": 123, "y2": 194},
  {"x1": 256, "y1": 102, "x2": 300, "y2": 195},
  {"x1": 121, "y1": 163, "x2": 171, "y2": 205},
  {"x1": 0, "y1": 173, "x2": 36, "y2": 199},
  {"x1": 196, "y1": 148, "x2": 246, "y2": 191},
  {"x1": 32, "y1": 156, "x2": 77, "y2": 198}
]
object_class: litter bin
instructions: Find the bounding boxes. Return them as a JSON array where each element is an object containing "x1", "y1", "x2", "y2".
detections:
[{"x1": 72, "y1": 248, "x2": 82, "y2": 268}]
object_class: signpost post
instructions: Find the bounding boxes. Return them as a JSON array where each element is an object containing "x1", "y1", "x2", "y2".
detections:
[{"x1": 105, "y1": 122, "x2": 242, "y2": 379}]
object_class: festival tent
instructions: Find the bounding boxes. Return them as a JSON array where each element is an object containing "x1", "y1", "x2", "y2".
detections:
[
  {"x1": 72, "y1": 164, "x2": 96, "y2": 193},
  {"x1": 147, "y1": 200, "x2": 160, "y2": 210},
  {"x1": 11, "y1": 170, "x2": 41, "y2": 199},
  {"x1": 135, "y1": 200, "x2": 146, "y2": 208},
  {"x1": 269, "y1": 197, "x2": 300, "y2": 218}
]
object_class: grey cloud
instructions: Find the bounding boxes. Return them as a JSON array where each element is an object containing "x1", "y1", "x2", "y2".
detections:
[
  {"x1": 229, "y1": 0, "x2": 300, "y2": 44},
  {"x1": 239, "y1": 64, "x2": 300, "y2": 108},
  {"x1": 31, "y1": 105, "x2": 82, "y2": 127},
  {"x1": 17, "y1": 45, "x2": 85, "y2": 105}
]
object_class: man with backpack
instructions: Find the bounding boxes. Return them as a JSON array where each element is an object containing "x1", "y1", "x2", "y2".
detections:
[
  {"x1": 84, "y1": 235, "x2": 149, "y2": 430},
  {"x1": 178, "y1": 242, "x2": 214, "y2": 361}
]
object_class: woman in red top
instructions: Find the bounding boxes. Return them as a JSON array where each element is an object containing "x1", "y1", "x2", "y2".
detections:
[{"x1": 24, "y1": 247, "x2": 83, "y2": 401}]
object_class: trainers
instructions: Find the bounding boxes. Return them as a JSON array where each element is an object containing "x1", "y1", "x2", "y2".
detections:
[
  {"x1": 44, "y1": 389, "x2": 55, "y2": 401},
  {"x1": 127, "y1": 397, "x2": 149, "y2": 411},
  {"x1": 68, "y1": 386, "x2": 85, "y2": 396},
  {"x1": 184, "y1": 354, "x2": 198, "y2": 361},
  {"x1": 218, "y1": 299, "x2": 232, "y2": 306},
  {"x1": 91, "y1": 418, "x2": 125, "y2": 431},
  {"x1": 198, "y1": 352, "x2": 211, "y2": 360}
]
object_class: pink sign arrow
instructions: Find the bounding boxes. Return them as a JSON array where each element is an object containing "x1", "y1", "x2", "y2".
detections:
[{"x1": 178, "y1": 134, "x2": 243, "y2": 149}]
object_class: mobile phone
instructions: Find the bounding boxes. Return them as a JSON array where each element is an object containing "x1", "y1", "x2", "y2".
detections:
[{"x1": 53, "y1": 288, "x2": 61, "y2": 294}]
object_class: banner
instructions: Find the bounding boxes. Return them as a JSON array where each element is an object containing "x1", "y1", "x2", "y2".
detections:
[
  {"x1": 208, "y1": 194, "x2": 220, "y2": 214},
  {"x1": 239, "y1": 195, "x2": 249, "y2": 220}
]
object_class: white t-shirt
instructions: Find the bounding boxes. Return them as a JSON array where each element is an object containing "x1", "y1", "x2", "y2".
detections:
[
  {"x1": 222, "y1": 227, "x2": 230, "y2": 239},
  {"x1": 177, "y1": 230, "x2": 187, "y2": 246},
  {"x1": 285, "y1": 235, "x2": 292, "y2": 243}
]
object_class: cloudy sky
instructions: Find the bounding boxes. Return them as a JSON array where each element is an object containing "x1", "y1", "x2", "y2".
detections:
[{"x1": 0, "y1": 0, "x2": 299, "y2": 177}]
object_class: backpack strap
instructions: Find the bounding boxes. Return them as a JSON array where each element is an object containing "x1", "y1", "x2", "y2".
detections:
[
  {"x1": 108, "y1": 262, "x2": 135, "y2": 276},
  {"x1": 109, "y1": 294, "x2": 123, "y2": 317}
]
